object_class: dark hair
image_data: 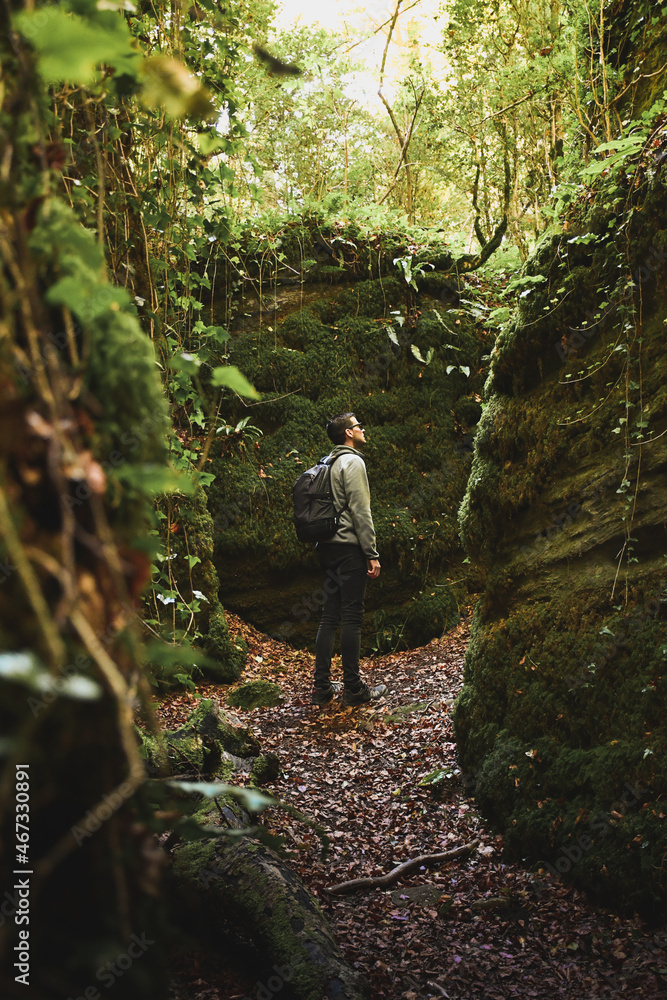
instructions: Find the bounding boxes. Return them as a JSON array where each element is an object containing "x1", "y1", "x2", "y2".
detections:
[{"x1": 326, "y1": 412, "x2": 355, "y2": 445}]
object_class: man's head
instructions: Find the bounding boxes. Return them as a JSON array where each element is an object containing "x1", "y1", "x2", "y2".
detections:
[{"x1": 326, "y1": 412, "x2": 366, "y2": 449}]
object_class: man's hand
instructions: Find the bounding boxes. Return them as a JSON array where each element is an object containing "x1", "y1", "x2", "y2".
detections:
[{"x1": 367, "y1": 559, "x2": 381, "y2": 579}]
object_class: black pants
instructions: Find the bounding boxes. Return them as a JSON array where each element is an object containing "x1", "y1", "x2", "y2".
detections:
[{"x1": 314, "y1": 543, "x2": 367, "y2": 693}]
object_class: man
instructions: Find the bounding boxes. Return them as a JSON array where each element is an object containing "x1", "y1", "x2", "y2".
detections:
[{"x1": 311, "y1": 412, "x2": 387, "y2": 707}]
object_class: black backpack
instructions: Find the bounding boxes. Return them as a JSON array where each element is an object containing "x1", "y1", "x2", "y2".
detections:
[{"x1": 292, "y1": 454, "x2": 348, "y2": 543}]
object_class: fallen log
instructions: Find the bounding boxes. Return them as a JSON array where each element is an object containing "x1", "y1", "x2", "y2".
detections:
[
  {"x1": 324, "y1": 840, "x2": 479, "y2": 896},
  {"x1": 171, "y1": 836, "x2": 370, "y2": 1000}
]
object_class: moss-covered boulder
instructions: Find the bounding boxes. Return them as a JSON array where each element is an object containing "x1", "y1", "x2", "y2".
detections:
[
  {"x1": 250, "y1": 752, "x2": 282, "y2": 786},
  {"x1": 140, "y1": 698, "x2": 260, "y2": 777},
  {"x1": 228, "y1": 679, "x2": 285, "y2": 710}
]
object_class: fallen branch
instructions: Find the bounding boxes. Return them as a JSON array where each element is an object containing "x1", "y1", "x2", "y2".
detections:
[{"x1": 324, "y1": 840, "x2": 479, "y2": 896}]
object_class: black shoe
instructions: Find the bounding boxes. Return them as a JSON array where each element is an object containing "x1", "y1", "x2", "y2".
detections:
[
  {"x1": 311, "y1": 681, "x2": 343, "y2": 706},
  {"x1": 342, "y1": 682, "x2": 387, "y2": 707}
]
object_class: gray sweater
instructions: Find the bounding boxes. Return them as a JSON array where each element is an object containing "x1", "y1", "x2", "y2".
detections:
[{"x1": 324, "y1": 445, "x2": 379, "y2": 559}]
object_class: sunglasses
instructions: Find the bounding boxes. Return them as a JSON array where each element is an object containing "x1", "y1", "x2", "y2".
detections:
[{"x1": 349, "y1": 422, "x2": 364, "y2": 430}]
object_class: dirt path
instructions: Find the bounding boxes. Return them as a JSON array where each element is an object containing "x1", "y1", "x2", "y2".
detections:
[{"x1": 161, "y1": 612, "x2": 667, "y2": 1000}]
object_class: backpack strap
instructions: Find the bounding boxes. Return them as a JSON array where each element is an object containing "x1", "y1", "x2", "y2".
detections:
[{"x1": 325, "y1": 452, "x2": 349, "y2": 518}]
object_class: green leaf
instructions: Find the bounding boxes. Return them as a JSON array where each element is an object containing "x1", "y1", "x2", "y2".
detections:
[
  {"x1": 210, "y1": 365, "x2": 260, "y2": 399},
  {"x1": 169, "y1": 353, "x2": 202, "y2": 374},
  {"x1": 410, "y1": 344, "x2": 426, "y2": 363},
  {"x1": 595, "y1": 135, "x2": 646, "y2": 153},
  {"x1": 113, "y1": 463, "x2": 196, "y2": 496},
  {"x1": 385, "y1": 325, "x2": 400, "y2": 346},
  {"x1": 141, "y1": 56, "x2": 215, "y2": 121},
  {"x1": 167, "y1": 780, "x2": 275, "y2": 813},
  {"x1": 144, "y1": 641, "x2": 218, "y2": 671},
  {"x1": 46, "y1": 277, "x2": 129, "y2": 322},
  {"x1": 488, "y1": 306, "x2": 510, "y2": 326},
  {"x1": 567, "y1": 233, "x2": 598, "y2": 245},
  {"x1": 0, "y1": 653, "x2": 101, "y2": 700},
  {"x1": 204, "y1": 325, "x2": 230, "y2": 344},
  {"x1": 505, "y1": 274, "x2": 546, "y2": 294},
  {"x1": 14, "y1": 7, "x2": 139, "y2": 84},
  {"x1": 196, "y1": 132, "x2": 227, "y2": 156},
  {"x1": 194, "y1": 471, "x2": 216, "y2": 488}
]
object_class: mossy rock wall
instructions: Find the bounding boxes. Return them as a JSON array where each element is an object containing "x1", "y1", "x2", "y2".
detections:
[
  {"x1": 207, "y1": 273, "x2": 487, "y2": 651},
  {"x1": 148, "y1": 487, "x2": 247, "y2": 685},
  {"x1": 454, "y1": 141, "x2": 667, "y2": 917}
]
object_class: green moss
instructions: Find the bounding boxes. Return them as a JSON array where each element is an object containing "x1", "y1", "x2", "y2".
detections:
[
  {"x1": 148, "y1": 486, "x2": 247, "y2": 688},
  {"x1": 250, "y1": 752, "x2": 281, "y2": 786},
  {"x1": 386, "y1": 701, "x2": 430, "y2": 723},
  {"x1": 138, "y1": 699, "x2": 261, "y2": 778},
  {"x1": 454, "y1": 151, "x2": 667, "y2": 914},
  {"x1": 329, "y1": 277, "x2": 402, "y2": 318},
  {"x1": 171, "y1": 839, "x2": 218, "y2": 886},
  {"x1": 370, "y1": 583, "x2": 460, "y2": 654},
  {"x1": 455, "y1": 264, "x2": 667, "y2": 914},
  {"x1": 472, "y1": 733, "x2": 664, "y2": 913},
  {"x1": 209, "y1": 270, "x2": 489, "y2": 648},
  {"x1": 204, "y1": 611, "x2": 247, "y2": 683},
  {"x1": 227, "y1": 680, "x2": 284, "y2": 710}
]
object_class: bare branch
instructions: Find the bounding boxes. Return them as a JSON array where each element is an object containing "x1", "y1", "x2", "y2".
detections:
[{"x1": 324, "y1": 841, "x2": 479, "y2": 896}]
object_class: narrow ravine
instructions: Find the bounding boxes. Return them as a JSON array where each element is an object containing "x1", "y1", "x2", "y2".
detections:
[{"x1": 161, "y1": 612, "x2": 667, "y2": 1000}]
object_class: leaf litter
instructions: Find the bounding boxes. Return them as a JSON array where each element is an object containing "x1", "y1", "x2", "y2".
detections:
[{"x1": 158, "y1": 609, "x2": 667, "y2": 999}]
